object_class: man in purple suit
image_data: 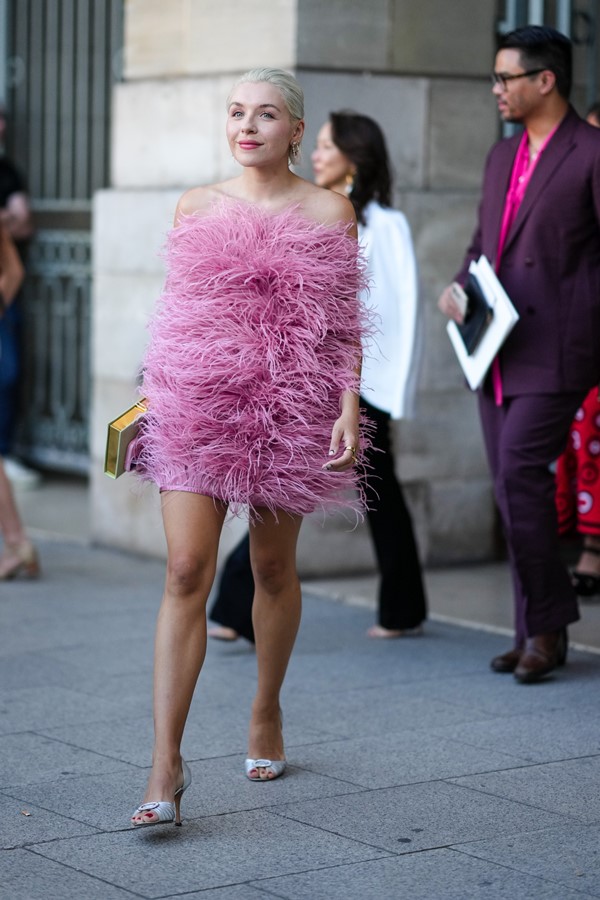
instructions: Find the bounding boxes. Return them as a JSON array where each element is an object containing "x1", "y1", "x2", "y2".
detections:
[{"x1": 439, "y1": 26, "x2": 600, "y2": 683}]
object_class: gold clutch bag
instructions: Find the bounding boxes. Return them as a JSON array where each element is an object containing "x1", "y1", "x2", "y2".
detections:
[{"x1": 104, "y1": 399, "x2": 147, "y2": 479}]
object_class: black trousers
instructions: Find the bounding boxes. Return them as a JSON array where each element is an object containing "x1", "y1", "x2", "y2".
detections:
[
  {"x1": 209, "y1": 531, "x2": 255, "y2": 641},
  {"x1": 209, "y1": 398, "x2": 427, "y2": 641},
  {"x1": 361, "y1": 398, "x2": 427, "y2": 630}
]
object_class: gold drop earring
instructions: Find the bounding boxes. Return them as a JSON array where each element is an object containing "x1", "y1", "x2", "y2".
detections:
[{"x1": 344, "y1": 172, "x2": 355, "y2": 196}]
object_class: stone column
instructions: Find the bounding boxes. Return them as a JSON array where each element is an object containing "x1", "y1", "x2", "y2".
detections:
[
  {"x1": 91, "y1": 0, "x2": 297, "y2": 558},
  {"x1": 91, "y1": 0, "x2": 500, "y2": 567}
]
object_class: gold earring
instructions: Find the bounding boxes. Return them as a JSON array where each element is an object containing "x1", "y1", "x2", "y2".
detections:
[{"x1": 344, "y1": 172, "x2": 355, "y2": 196}]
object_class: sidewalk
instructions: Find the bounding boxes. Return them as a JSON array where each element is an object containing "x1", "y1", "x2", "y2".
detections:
[
  {"x1": 17, "y1": 473, "x2": 600, "y2": 651},
  {"x1": 1, "y1": 476, "x2": 599, "y2": 898}
]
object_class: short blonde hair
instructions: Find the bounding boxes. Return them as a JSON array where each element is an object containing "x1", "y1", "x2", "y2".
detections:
[{"x1": 227, "y1": 68, "x2": 304, "y2": 121}]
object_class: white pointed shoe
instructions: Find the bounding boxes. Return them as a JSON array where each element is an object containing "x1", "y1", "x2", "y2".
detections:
[
  {"x1": 131, "y1": 760, "x2": 192, "y2": 827},
  {"x1": 245, "y1": 758, "x2": 286, "y2": 781}
]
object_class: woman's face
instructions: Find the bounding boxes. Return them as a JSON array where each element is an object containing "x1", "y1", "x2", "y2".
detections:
[
  {"x1": 226, "y1": 80, "x2": 303, "y2": 169},
  {"x1": 311, "y1": 121, "x2": 354, "y2": 194}
]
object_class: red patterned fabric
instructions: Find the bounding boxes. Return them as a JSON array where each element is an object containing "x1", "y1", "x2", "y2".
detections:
[{"x1": 556, "y1": 388, "x2": 600, "y2": 535}]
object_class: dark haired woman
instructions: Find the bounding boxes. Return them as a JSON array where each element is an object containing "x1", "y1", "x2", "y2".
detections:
[{"x1": 208, "y1": 111, "x2": 427, "y2": 642}]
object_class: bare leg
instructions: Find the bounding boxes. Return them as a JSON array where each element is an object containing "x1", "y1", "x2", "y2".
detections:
[
  {"x1": 0, "y1": 457, "x2": 28, "y2": 544},
  {"x1": 0, "y1": 458, "x2": 38, "y2": 579},
  {"x1": 247, "y1": 510, "x2": 302, "y2": 779},
  {"x1": 132, "y1": 491, "x2": 226, "y2": 824}
]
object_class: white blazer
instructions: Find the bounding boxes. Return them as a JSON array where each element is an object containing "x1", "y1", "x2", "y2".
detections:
[{"x1": 359, "y1": 201, "x2": 422, "y2": 420}]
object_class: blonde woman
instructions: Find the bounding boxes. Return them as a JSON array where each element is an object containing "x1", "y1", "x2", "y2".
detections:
[{"x1": 128, "y1": 69, "x2": 371, "y2": 826}]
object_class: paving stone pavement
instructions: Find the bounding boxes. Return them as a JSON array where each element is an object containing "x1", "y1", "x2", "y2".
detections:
[{"x1": 1, "y1": 539, "x2": 600, "y2": 899}]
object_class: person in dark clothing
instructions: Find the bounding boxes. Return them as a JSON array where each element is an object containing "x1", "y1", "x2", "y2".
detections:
[
  {"x1": 0, "y1": 107, "x2": 34, "y2": 473},
  {"x1": 439, "y1": 27, "x2": 600, "y2": 682},
  {"x1": 0, "y1": 156, "x2": 30, "y2": 452},
  {"x1": 0, "y1": 106, "x2": 38, "y2": 578}
]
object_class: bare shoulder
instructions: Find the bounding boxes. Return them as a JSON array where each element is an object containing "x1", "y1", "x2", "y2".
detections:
[
  {"x1": 175, "y1": 186, "x2": 211, "y2": 219},
  {"x1": 299, "y1": 183, "x2": 357, "y2": 234},
  {"x1": 174, "y1": 181, "x2": 241, "y2": 224}
]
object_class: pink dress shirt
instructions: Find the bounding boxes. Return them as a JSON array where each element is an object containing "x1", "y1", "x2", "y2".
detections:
[{"x1": 491, "y1": 126, "x2": 558, "y2": 404}]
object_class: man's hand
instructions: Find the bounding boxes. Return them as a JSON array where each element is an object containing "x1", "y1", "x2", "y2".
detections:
[{"x1": 438, "y1": 283, "x2": 466, "y2": 324}]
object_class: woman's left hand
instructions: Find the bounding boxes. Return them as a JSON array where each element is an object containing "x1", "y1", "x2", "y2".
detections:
[{"x1": 323, "y1": 412, "x2": 359, "y2": 472}]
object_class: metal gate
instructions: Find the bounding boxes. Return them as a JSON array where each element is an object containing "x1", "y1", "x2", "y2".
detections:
[{"x1": 4, "y1": 0, "x2": 123, "y2": 472}]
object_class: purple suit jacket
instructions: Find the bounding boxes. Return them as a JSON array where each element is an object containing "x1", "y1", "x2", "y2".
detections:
[{"x1": 456, "y1": 106, "x2": 600, "y2": 395}]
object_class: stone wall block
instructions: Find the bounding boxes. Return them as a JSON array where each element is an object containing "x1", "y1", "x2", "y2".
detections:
[
  {"x1": 391, "y1": 0, "x2": 496, "y2": 75},
  {"x1": 398, "y1": 191, "x2": 482, "y2": 395},
  {"x1": 113, "y1": 80, "x2": 223, "y2": 189},
  {"x1": 400, "y1": 190, "x2": 479, "y2": 277},
  {"x1": 125, "y1": 0, "x2": 296, "y2": 79},
  {"x1": 92, "y1": 273, "x2": 158, "y2": 383},
  {"x1": 94, "y1": 189, "x2": 180, "y2": 274},
  {"x1": 428, "y1": 80, "x2": 498, "y2": 189},
  {"x1": 125, "y1": 0, "x2": 189, "y2": 79},
  {"x1": 188, "y1": 0, "x2": 296, "y2": 73},
  {"x1": 395, "y1": 390, "x2": 488, "y2": 482},
  {"x1": 297, "y1": 0, "x2": 391, "y2": 70},
  {"x1": 426, "y1": 478, "x2": 497, "y2": 565}
]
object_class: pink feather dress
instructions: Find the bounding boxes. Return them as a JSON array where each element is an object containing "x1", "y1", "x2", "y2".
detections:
[{"x1": 130, "y1": 200, "x2": 371, "y2": 519}]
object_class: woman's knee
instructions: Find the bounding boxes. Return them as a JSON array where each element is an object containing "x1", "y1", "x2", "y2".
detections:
[
  {"x1": 252, "y1": 554, "x2": 296, "y2": 596},
  {"x1": 166, "y1": 551, "x2": 214, "y2": 597}
]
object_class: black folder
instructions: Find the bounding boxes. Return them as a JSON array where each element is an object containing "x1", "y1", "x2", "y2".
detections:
[{"x1": 457, "y1": 272, "x2": 493, "y2": 355}]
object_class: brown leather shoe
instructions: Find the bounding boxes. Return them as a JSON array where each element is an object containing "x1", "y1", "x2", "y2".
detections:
[
  {"x1": 490, "y1": 646, "x2": 523, "y2": 673},
  {"x1": 514, "y1": 629, "x2": 567, "y2": 684}
]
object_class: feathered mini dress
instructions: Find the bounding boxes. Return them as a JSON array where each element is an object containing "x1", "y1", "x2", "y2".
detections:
[{"x1": 131, "y1": 201, "x2": 371, "y2": 519}]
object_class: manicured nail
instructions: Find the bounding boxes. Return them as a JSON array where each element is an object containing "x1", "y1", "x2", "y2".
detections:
[{"x1": 328, "y1": 449, "x2": 335, "y2": 456}]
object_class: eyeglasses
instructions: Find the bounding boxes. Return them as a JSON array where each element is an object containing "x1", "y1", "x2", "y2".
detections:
[{"x1": 490, "y1": 68, "x2": 545, "y2": 90}]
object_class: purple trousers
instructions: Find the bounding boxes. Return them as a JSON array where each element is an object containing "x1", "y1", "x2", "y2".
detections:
[{"x1": 478, "y1": 386, "x2": 586, "y2": 641}]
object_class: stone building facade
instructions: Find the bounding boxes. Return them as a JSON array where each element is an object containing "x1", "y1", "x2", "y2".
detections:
[{"x1": 90, "y1": 0, "x2": 592, "y2": 572}]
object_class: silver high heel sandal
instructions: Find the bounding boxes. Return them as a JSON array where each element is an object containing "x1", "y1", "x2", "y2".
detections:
[
  {"x1": 246, "y1": 708, "x2": 286, "y2": 781},
  {"x1": 131, "y1": 760, "x2": 192, "y2": 827},
  {"x1": 245, "y1": 758, "x2": 286, "y2": 781}
]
